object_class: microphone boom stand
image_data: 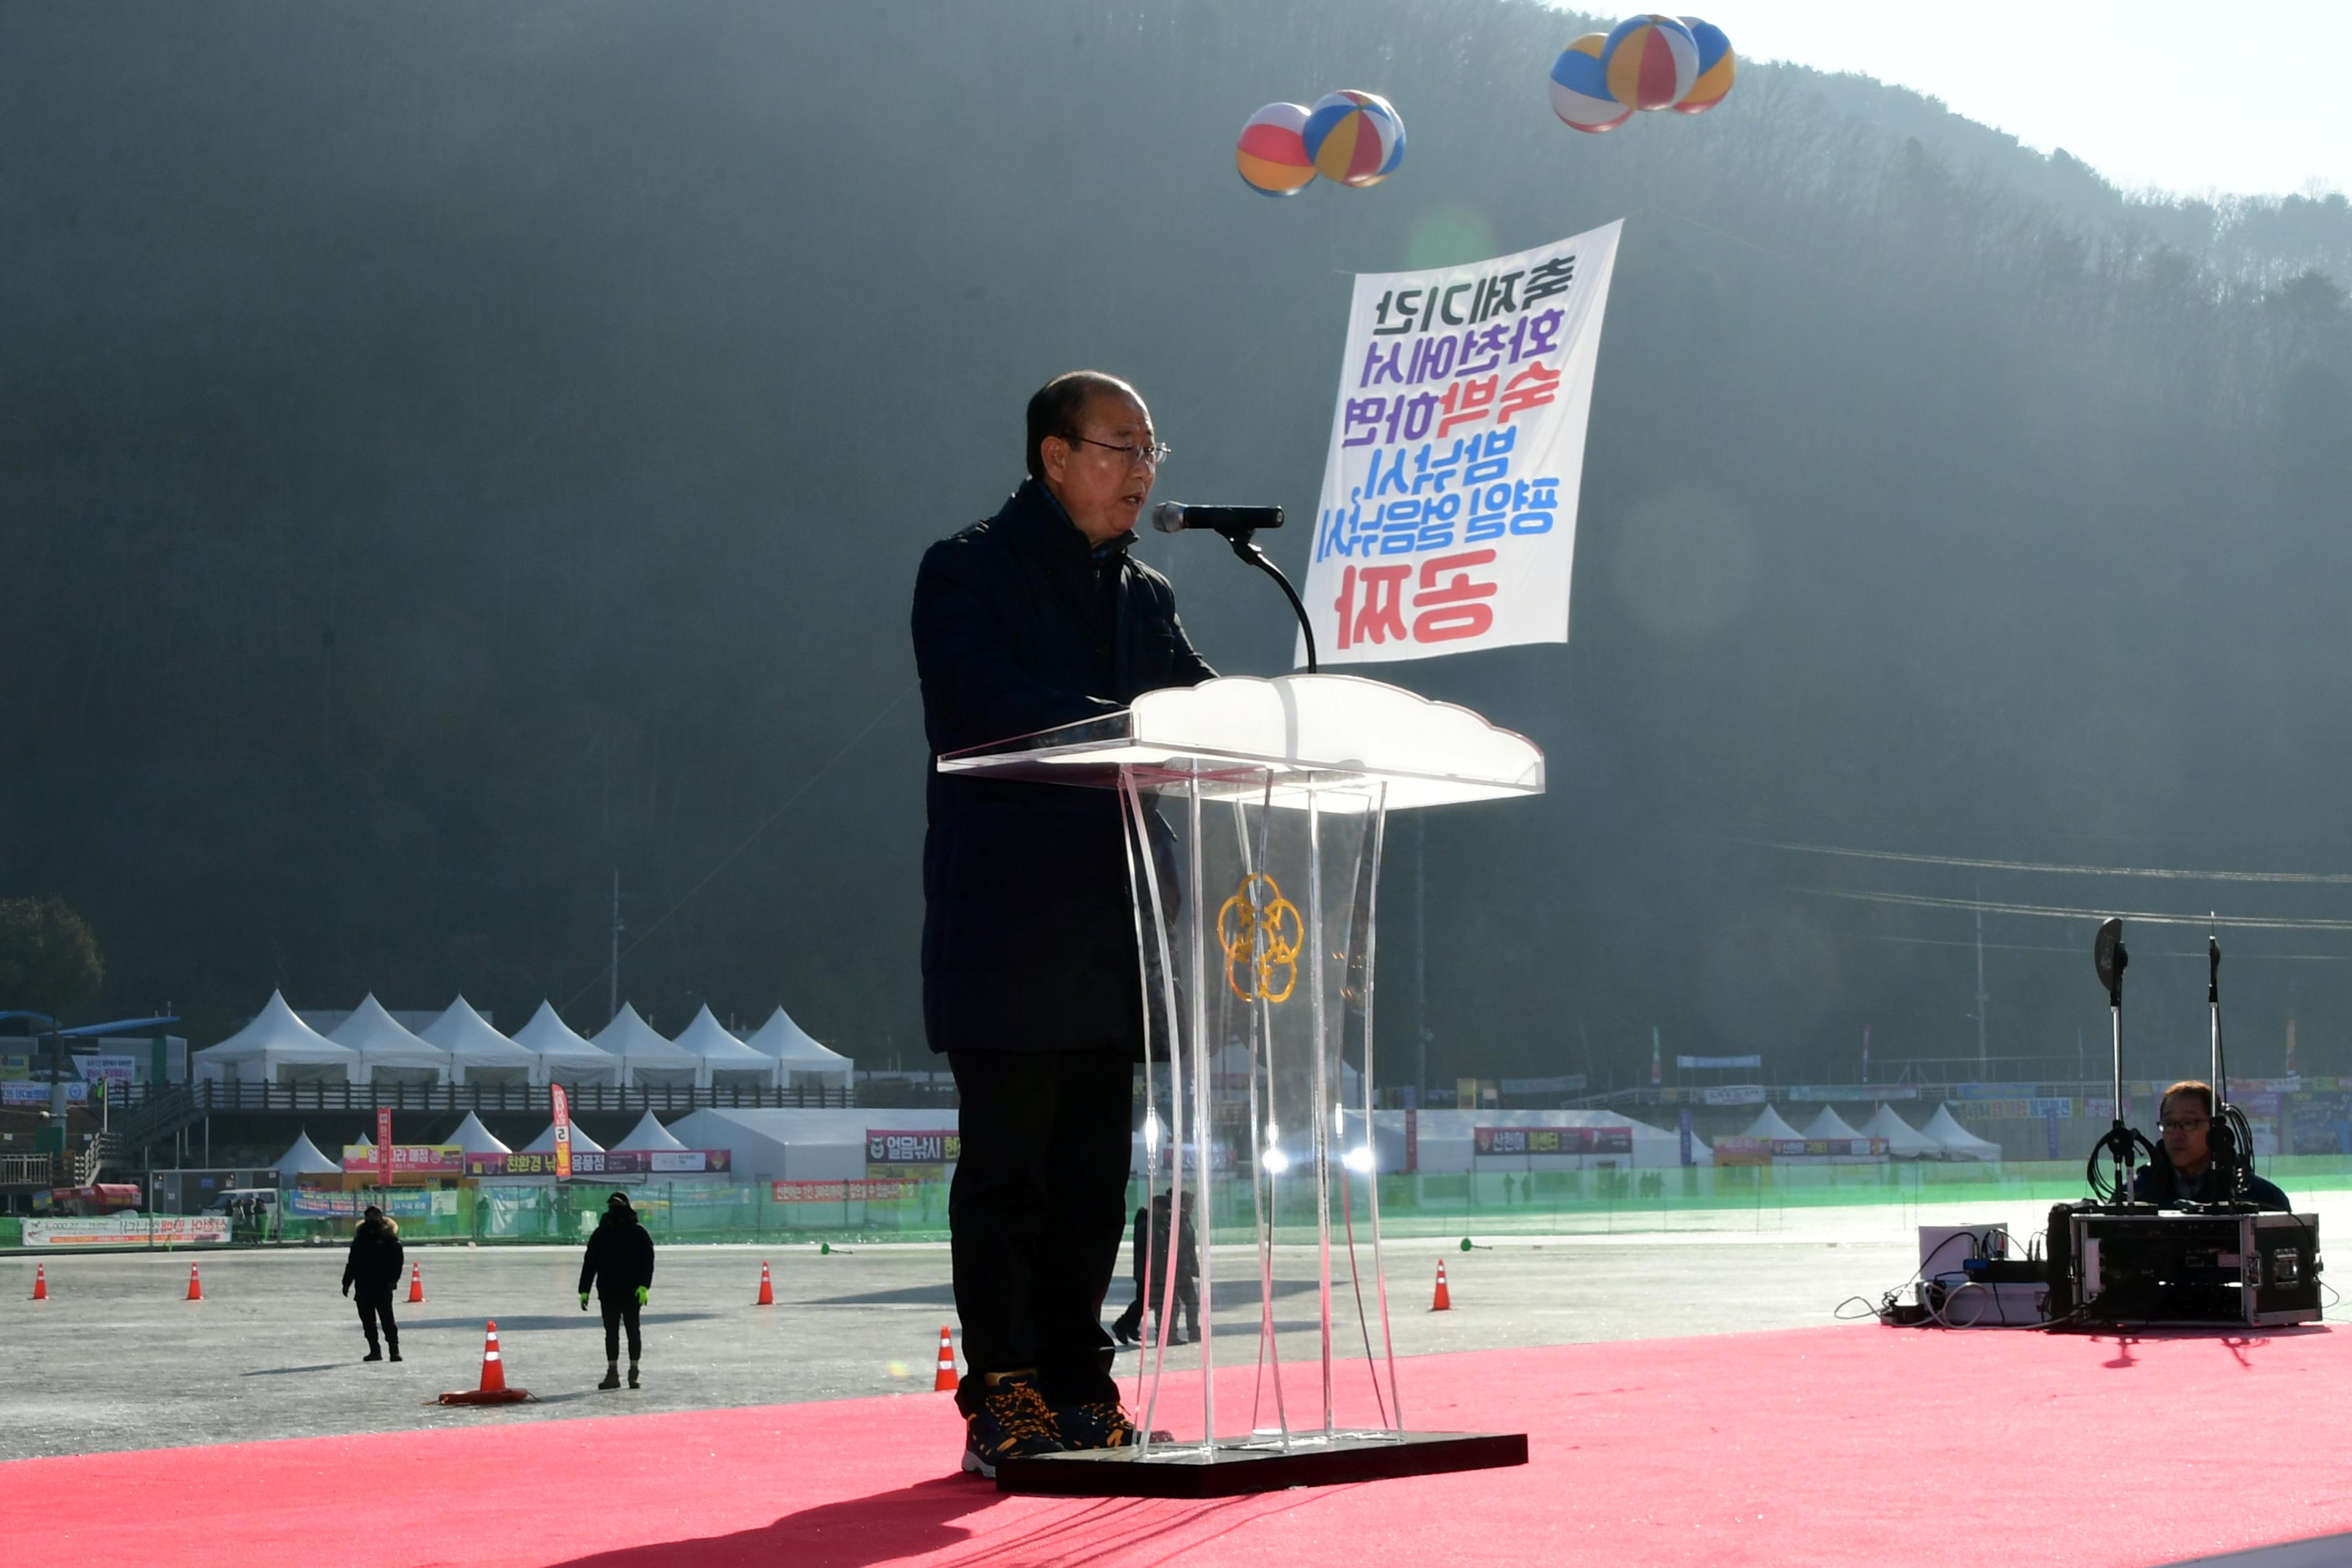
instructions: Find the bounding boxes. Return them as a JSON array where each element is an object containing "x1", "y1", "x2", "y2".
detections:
[
  {"x1": 2089, "y1": 917, "x2": 2156, "y2": 1208},
  {"x1": 1211, "y1": 522, "x2": 1318, "y2": 674}
]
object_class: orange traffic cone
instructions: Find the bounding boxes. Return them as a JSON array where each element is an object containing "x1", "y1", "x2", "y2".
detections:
[
  {"x1": 407, "y1": 1263, "x2": 424, "y2": 1304},
  {"x1": 756, "y1": 1260, "x2": 774, "y2": 1306},
  {"x1": 186, "y1": 1264, "x2": 203, "y2": 1301},
  {"x1": 437, "y1": 1320, "x2": 531, "y2": 1406},
  {"x1": 32, "y1": 1263, "x2": 48, "y2": 1300},
  {"x1": 932, "y1": 1325, "x2": 958, "y2": 1392},
  {"x1": 1431, "y1": 1259, "x2": 1451, "y2": 1312}
]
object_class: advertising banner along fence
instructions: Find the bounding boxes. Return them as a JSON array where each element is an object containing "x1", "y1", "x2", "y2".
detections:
[
  {"x1": 23, "y1": 1215, "x2": 231, "y2": 1247},
  {"x1": 1303, "y1": 220, "x2": 1620, "y2": 665},
  {"x1": 1473, "y1": 1126, "x2": 1631, "y2": 1156}
]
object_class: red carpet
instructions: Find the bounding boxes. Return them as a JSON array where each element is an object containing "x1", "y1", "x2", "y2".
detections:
[{"x1": 12, "y1": 1324, "x2": 2352, "y2": 1567}]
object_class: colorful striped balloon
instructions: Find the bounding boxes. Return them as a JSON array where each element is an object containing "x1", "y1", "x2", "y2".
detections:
[
  {"x1": 1303, "y1": 89, "x2": 1406, "y2": 188},
  {"x1": 1600, "y1": 13, "x2": 1699, "y2": 112},
  {"x1": 1549, "y1": 32, "x2": 1630, "y2": 133},
  {"x1": 1674, "y1": 17, "x2": 1736, "y2": 113},
  {"x1": 1236, "y1": 102, "x2": 1317, "y2": 196}
]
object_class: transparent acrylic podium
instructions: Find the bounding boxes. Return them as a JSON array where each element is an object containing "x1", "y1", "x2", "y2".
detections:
[{"x1": 936, "y1": 674, "x2": 1541, "y2": 1496}]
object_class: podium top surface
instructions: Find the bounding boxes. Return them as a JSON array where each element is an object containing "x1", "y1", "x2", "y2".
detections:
[{"x1": 935, "y1": 674, "x2": 1544, "y2": 810}]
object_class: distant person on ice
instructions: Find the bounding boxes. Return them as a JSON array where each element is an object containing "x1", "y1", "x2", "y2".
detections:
[
  {"x1": 1111, "y1": 1191, "x2": 1199, "y2": 1346},
  {"x1": 910, "y1": 369, "x2": 1214, "y2": 1476},
  {"x1": 341, "y1": 1203, "x2": 404, "y2": 1362},
  {"x1": 579, "y1": 1190, "x2": 656, "y2": 1389}
]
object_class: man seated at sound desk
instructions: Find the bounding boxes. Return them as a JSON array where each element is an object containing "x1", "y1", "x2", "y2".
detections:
[{"x1": 2132, "y1": 1079, "x2": 2291, "y2": 1210}]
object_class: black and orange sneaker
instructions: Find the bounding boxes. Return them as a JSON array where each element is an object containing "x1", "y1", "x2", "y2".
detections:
[
  {"x1": 1052, "y1": 1400, "x2": 1139, "y2": 1451},
  {"x1": 961, "y1": 1372, "x2": 1068, "y2": 1478}
]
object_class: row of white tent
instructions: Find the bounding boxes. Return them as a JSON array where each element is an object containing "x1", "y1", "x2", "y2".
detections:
[
  {"x1": 271, "y1": 1107, "x2": 710, "y2": 1178},
  {"x1": 196, "y1": 994, "x2": 852, "y2": 1091},
  {"x1": 1738, "y1": 1102, "x2": 2003, "y2": 1161}
]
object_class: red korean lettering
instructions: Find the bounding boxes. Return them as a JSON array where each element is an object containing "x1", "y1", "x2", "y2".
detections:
[
  {"x1": 1496, "y1": 362, "x2": 1560, "y2": 424},
  {"x1": 1352, "y1": 564, "x2": 1412, "y2": 645},
  {"x1": 1438, "y1": 374, "x2": 1498, "y2": 438},
  {"x1": 1411, "y1": 549, "x2": 1497, "y2": 643}
]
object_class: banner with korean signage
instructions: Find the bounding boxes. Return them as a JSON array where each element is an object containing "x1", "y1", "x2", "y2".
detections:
[
  {"x1": 867, "y1": 1130, "x2": 959, "y2": 1166},
  {"x1": 551, "y1": 1082, "x2": 573, "y2": 1181},
  {"x1": 466, "y1": 1150, "x2": 731, "y2": 1179},
  {"x1": 1473, "y1": 1126, "x2": 1631, "y2": 1156},
  {"x1": 772, "y1": 1180, "x2": 918, "y2": 1204},
  {"x1": 1302, "y1": 221, "x2": 1622, "y2": 666},
  {"x1": 23, "y1": 1215, "x2": 231, "y2": 1247},
  {"x1": 342, "y1": 1144, "x2": 466, "y2": 1176},
  {"x1": 1, "y1": 1080, "x2": 86, "y2": 1106},
  {"x1": 289, "y1": 1188, "x2": 451, "y2": 1219},
  {"x1": 1712, "y1": 1137, "x2": 1886, "y2": 1166}
]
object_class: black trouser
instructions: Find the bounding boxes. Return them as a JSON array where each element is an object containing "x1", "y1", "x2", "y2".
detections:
[
  {"x1": 600, "y1": 1293, "x2": 642, "y2": 1362},
  {"x1": 355, "y1": 1291, "x2": 397, "y2": 1351},
  {"x1": 948, "y1": 1048, "x2": 1133, "y2": 1413}
]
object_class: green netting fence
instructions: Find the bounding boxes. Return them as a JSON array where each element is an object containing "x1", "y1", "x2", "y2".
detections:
[{"x1": 17, "y1": 1157, "x2": 2352, "y2": 1251}]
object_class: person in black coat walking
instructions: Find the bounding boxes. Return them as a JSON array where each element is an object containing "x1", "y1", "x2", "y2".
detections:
[
  {"x1": 912, "y1": 369, "x2": 1214, "y2": 1475},
  {"x1": 1110, "y1": 1193, "x2": 1199, "y2": 1346},
  {"x1": 579, "y1": 1191, "x2": 656, "y2": 1389},
  {"x1": 341, "y1": 1205, "x2": 405, "y2": 1362}
]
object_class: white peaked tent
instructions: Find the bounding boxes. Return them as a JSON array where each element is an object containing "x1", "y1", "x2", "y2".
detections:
[
  {"x1": 330, "y1": 995, "x2": 453, "y2": 1086},
  {"x1": 596, "y1": 1004, "x2": 703, "y2": 1089},
  {"x1": 1738, "y1": 1106, "x2": 1808, "y2": 1142},
  {"x1": 671, "y1": 1005, "x2": 781, "y2": 1090},
  {"x1": 1863, "y1": 1104, "x2": 1945, "y2": 1160},
  {"x1": 742, "y1": 1006, "x2": 853, "y2": 1090},
  {"x1": 1800, "y1": 1106, "x2": 1869, "y2": 1143},
  {"x1": 512, "y1": 1002, "x2": 621, "y2": 1088},
  {"x1": 446, "y1": 1112, "x2": 511, "y2": 1156},
  {"x1": 522, "y1": 1119, "x2": 605, "y2": 1154},
  {"x1": 272, "y1": 1132, "x2": 342, "y2": 1178},
  {"x1": 615, "y1": 1110, "x2": 687, "y2": 1151},
  {"x1": 422, "y1": 997, "x2": 541, "y2": 1087},
  {"x1": 1924, "y1": 1104, "x2": 2004, "y2": 1162},
  {"x1": 193, "y1": 993, "x2": 361, "y2": 1086}
]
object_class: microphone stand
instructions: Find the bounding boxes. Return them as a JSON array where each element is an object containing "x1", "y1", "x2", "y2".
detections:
[
  {"x1": 2089, "y1": 917, "x2": 2155, "y2": 1208},
  {"x1": 1210, "y1": 522, "x2": 1318, "y2": 674},
  {"x1": 2207, "y1": 925, "x2": 2248, "y2": 1207}
]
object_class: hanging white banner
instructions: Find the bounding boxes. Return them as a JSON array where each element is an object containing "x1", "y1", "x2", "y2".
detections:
[{"x1": 1299, "y1": 220, "x2": 1621, "y2": 665}]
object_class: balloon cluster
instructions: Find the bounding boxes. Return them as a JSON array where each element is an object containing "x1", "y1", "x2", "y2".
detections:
[
  {"x1": 1236, "y1": 90, "x2": 1406, "y2": 197},
  {"x1": 1550, "y1": 14, "x2": 1734, "y2": 133}
]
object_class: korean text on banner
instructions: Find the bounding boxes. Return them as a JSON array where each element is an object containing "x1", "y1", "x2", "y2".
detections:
[
  {"x1": 375, "y1": 1107, "x2": 393, "y2": 1188},
  {"x1": 1302, "y1": 220, "x2": 1622, "y2": 665},
  {"x1": 551, "y1": 1082, "x2": 573, "y2": 1182}
]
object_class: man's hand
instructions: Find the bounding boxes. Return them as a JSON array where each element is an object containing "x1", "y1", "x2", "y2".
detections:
[
  {"x1": 580, "y1": 1292, "x2": 591, "y2": 1311},
  {"x1": 342, "y1": 1282, "x2": 351, "y2": 1297},
  {"x1": 634, "y1": 1286, "x2": 649, "y2": 1307}
]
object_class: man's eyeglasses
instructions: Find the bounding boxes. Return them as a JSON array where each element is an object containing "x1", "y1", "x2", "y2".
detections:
[
  {"x1": 1071, "y1": 435, "x2": 1171, "y2": 469},
  {"x1": 2159, "y1": 1117, "x2": 2210, "y2": 1134}
]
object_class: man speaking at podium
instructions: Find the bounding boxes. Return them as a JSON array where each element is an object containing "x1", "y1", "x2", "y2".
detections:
[
  {"x1": 910, "y1": 370, "x2": 1214, "y2": 1476},
  {"x1": 2133, "y1": 1079, "x2": 2291, "y2": 1210}
]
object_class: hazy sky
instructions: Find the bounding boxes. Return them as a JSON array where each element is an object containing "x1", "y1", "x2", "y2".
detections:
[{"x1": 1607, "y1": 1, "x2": 2351, "y2": 200}]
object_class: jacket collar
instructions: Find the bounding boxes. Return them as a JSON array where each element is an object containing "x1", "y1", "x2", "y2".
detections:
[{"x1": 1000, "y1": 477, "x2": 1135, "y2": 565}]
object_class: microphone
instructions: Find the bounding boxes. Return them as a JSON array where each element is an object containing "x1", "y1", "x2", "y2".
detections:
[{"x1": 1152, "y1": 502, "x2": 1284, "y2": 534}]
